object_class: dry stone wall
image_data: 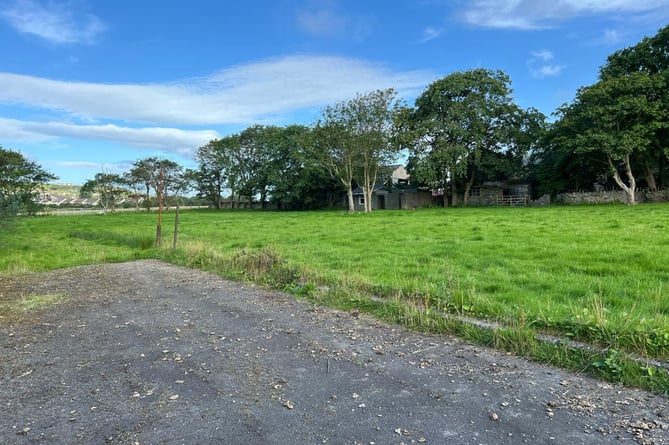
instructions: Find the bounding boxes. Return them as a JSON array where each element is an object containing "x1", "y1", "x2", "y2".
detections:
[{"x1": 555, "y1": 190, "x2": 669, "y2": 205}]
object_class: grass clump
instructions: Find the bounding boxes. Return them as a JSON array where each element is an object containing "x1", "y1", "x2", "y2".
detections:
[{"x1": 0, "y1": 292, "x2": 67, "y2": 325}]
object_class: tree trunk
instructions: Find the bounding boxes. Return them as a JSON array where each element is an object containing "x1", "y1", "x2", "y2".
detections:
[
  {"x1": 144, "y1": 184, "x2": 151, "y2": 211},
  {"x1": 463, "y1": 175, "x2": 475, "y2": 207},
  {"x1": 608, "y1": 155, "x2": 637, "y2": 205},
  {"x1": 362, "y1": 170, "x2": 374, "y2": 213},
  {"x1": 644, "y1": 164, "x2": 657, "y2": 191},
  {"x1": 346, "y1": 186, "x2": 355, "y2": 213},
  {"x1": 450, "y1": 177, "x2": 458, "y2": 207}
]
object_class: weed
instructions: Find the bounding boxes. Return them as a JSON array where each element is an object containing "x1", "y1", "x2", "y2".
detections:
[{"x1": 593, "y1": 349, "x2": 624, "y2": 381}]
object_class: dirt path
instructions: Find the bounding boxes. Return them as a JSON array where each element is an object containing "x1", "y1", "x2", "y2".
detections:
[{"x1": 0, "y1": 260, "x2": 667, "y2": 444}]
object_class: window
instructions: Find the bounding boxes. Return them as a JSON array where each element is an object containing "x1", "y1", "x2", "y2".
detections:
[{"x1": 358, "y1": 196, "x2": 365, "y2": 205}]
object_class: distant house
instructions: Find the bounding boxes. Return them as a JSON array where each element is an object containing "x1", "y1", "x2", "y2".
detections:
[
  {"x1": 390, "y1": 165, "x2": 410, "y2": 185},
  {"x1": 351, "y1": 166, "x2": 433, "y2": 210}
]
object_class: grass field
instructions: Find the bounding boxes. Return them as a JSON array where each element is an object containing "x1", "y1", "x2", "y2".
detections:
[{"x1": 1, "y1": 205, "x2": 668, "y2": 392}]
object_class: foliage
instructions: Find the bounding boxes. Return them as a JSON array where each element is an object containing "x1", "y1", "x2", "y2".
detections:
[
  {"x1": 80, "y1": 159, "x2": 190, "y2": 212},
  {"x1": 80, "y1": 172, "x2": 127, "y2": 212},
  {"x1": 401, "y1": 69, "x2": 544, "y2": 206},
  {"x1": 540, "y1": 25, "x2": 669, "y2": 200},
  {"x1": 314, "y1": 89, "x2": 404, "y2": 213},
  {"x1": 193, "y1": 125, "x2": 341, "y2": 210},
  {"x1": 551, "y1": 73, "x2": 667, "y2": 204},
  {"x1": 194, "y1": 136, "x2": 239, "y2": 209},
  {"x1": 0, "y1": 146, "x2": 57, "y2": 218},
  {"x1": 266, "y1": 125, "x2": 343, "y2": 210}
]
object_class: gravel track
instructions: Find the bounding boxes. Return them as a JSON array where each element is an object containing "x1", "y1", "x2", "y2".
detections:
[{"x1": 0, "y1": 260, "x2": 667, "y2": 444}]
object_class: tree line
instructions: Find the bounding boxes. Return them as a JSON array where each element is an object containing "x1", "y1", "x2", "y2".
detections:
[
  {"x1": 193, "y1": 24, "x2": 669, "y2": 209},
  {"x1": 1, "y1": 25, "x2": 666, "y2": 217}
]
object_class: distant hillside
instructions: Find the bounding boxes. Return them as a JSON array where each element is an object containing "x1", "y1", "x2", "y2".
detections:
[{"x1": 45, "y1": 183, "x2": 81, "y2": 198}]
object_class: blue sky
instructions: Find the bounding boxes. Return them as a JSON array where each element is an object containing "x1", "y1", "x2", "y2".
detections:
[{"x1": 1, "y1": 0, "x2": 668, "y2": 185}]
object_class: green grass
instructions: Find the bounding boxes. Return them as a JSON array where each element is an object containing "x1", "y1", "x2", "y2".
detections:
[{"x1": 1, "y1": 205, "x2": 668, "y2": 393}]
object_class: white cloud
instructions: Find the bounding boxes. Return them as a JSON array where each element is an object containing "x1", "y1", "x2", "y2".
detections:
[
  {"x1": 528, "y1": 50, "x2": 565, "y2": 78},
  {"x1": 533, "y1": 64, "x2": 565, "y2": 78},
  {"x1": 57, "y1": 161, "x2": 105, "y2": 168},
  {"x1": 0, "y1": 55, "x2": 434, "y2": 126},
  {"x1": 0, "y1": 0, "x2": 106, "y2": 44},
  {"x1": 461, "y1": 0, "x2": 669, "y2": 29},
  {"x1": 420, "y1": 27, "x2": 444, "y2": 43},
  {"x1": 0, "y1": 117, "x2": 219, "y2": 156},
  {"x1": 531, "y1": 50, "x2": 554, "y2": 61}
]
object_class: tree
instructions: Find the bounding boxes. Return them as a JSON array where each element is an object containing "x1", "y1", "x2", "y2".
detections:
[
  {"x1": 125, "y1": 157, "x2": 182, "y2": 210},
  {"x1": 315, "y1": 89, "x2": 403, "y2": 213},
  {"x1": 600, "y1": 24, "x2": 669, "y2": 191},
  {"x1": 194, "y1": 137, "x2": 237, "y2": 209},
  {"x1": 313, "y1": 114, "x2": 358, "y2": 213},
  {"x1": 237, "y1": 125, "x2": 287, "y2": 208},
  {"x1": 265, "y1": 125, "x2": 342, "y2": 210},
  {"x1": 350, "y1": 89, "x2": 403, "y2": 213},
  {"x1": 0, "y1": 146, "x2": 57, "y2": 218},
  {"x1": 528, "y1": 121, "x2": 610, "y2": 196},
  {"x1": 169, "y1": 167, "x2": 195, "y2": 248},
  {"x1": 546, "y1": 25, "x2": 669, "y2": 205},
  {"x1": 80, "y1": 172, "x2": 127, "y2": 212},
  {"x1": 195, "y1": 126, "x2": 342, "y2": 210},
  {"x1": 403, "y1": 69, "x2": 537, "y2": 206},
  {"x1": 127, "y1": 158, "x2": 159, "y2": 211},
  {"x1": 555, "y1": 74, "x2": 666, "y2": 205}
]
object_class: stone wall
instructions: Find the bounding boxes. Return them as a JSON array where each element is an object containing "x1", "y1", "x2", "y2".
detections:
[{"x1": 555, "y1": 190, "x2": 669, "y2": 205}]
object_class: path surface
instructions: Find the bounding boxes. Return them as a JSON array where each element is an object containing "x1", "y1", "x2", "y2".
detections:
[{"x1": 0, "y1": 260, "x2": 667, "y2": 444}]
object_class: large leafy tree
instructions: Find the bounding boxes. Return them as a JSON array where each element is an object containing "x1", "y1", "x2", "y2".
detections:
[
  {"x1": 237, "y1": 125, "x2": 294, "y2": 208},
  {"x1": 266, "y1": 125, "x2": 342, "y2": 210},
  {"x1": 315, "y1": 89, "x2": 402, "y2": 213},
  {"x1": 313, "y1": 115, "x2": 358, "y2": 213},
  {"x1": 194, "y1": 137, "x2": 234, "y2": 209},
  {"x1": 0, "y1": 146, "x2": 57, "y2": 218},
  {"x1": 552, "y1": 74, "x2": 666, "y2": 205},
  {"x1": 547, "y1": 25, "x2": 669, "y2": 204},
  {"x1": 600, "y1": 24, "x2": 669, "y2": 191},
  {"x1": 403, "y1": 69, "x2": 539, "y2": 206},
  {"x1": 529, "y1": 122, "x2": 610, "y2": 196},
  {"x1": 348, "y1": 89, "x2": 403, "y2": 212}
]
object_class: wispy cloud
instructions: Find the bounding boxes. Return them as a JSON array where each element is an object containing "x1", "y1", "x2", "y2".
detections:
[
  {"x1": 0, "y1": 55, "x2": 434, "y2": 126},
  {"x1": 419, "y1": 26, "x2": 443, "y2": 43},
  {"x1": 296, "y1": 4, "x2": 373, "y2": 41},
  {"x1": 531, "y1": 50, "x2": 554, "y2": 61},
  {"x1": 527, "y1": 50, "x2": 565, "y2": 78},
  {"x1": 57, "y1": 161, "x2": 106, "y2": 168},
  {"x1": 0, "y1": 0, "x2": 106, "y2": 44},
  {"x1": 0, "y1": 55, "x2": 434, "y2": 152},
  {"x1": 461, "y1": 0, "x2": 669, "y2": 29},
  {"x1": 0, "y1": 117, "x2": 219, "y2": 156}
]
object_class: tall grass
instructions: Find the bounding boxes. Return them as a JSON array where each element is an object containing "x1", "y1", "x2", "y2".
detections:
[{"x1": 1, "y1": 205, "x2": 668, "y2": 392}]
